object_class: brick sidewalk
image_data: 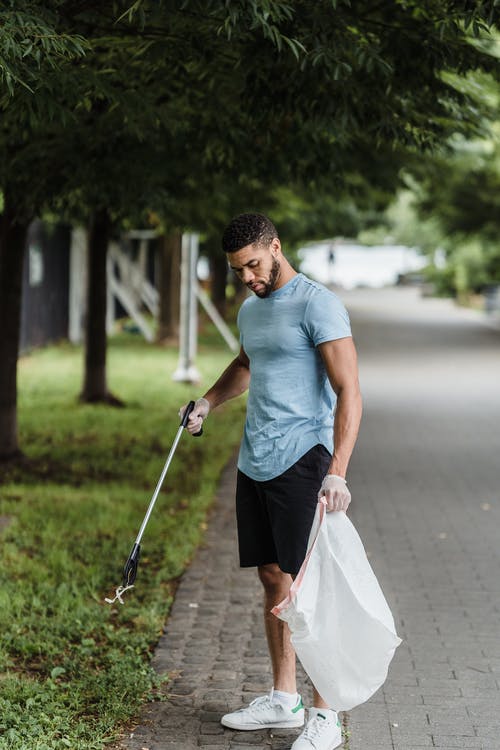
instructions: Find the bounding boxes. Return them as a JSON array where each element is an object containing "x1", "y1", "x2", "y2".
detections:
[{"x1": 120, "y1": 287, "x2": 500, "y2": 750}]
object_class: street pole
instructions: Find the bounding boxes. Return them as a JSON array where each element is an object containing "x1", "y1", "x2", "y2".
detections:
[{"x1": 172, "y1": 233, "x2": 201, "y2": 383}]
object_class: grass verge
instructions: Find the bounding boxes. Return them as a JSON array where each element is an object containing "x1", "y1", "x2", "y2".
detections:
[{"x1": 0, "y1": 331, "x2": 245, "y2": 750}]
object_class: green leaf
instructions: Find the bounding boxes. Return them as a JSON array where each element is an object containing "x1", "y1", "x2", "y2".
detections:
[{"x1": 50, "y1": 667, "x2": 66, "y2": 680}]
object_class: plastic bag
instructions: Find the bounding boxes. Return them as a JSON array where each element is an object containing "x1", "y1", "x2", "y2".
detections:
[{"x1": 272, "y1": 500, "x2": 401, "y2": 711}]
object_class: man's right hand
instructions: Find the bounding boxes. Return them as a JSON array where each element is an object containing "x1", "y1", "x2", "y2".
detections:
[
  {"x1": 179, "y1": 397, "x2": 210, "y2": 435},
  {"x1": 318, "y1": 474, "x2": 351, "y2": 512}
]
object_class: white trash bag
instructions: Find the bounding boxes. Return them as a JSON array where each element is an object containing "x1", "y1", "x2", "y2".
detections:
[{"x1": 272, "y1": 500, "x2": 402, "y2": 711}]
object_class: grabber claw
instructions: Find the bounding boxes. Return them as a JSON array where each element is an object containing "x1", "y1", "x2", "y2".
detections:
[{"x1": 104, "y1": 542, "x2": 140, "y2": 604}]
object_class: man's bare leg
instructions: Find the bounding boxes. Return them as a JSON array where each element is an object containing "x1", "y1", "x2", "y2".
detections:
[
  {"x1": 312, "y1": 687, "x2": 329, "y2": 709},
  {"x1": 258, "y1": 564, "x2": 333, "y2": 709},
  {"x1": 258, "y1": 563, "x2": 297, "y2": 693}
]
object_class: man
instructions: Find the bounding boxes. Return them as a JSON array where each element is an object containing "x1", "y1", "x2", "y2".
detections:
[{"x1": 181, "y1": 213, "x2": 362, "y2": 750}]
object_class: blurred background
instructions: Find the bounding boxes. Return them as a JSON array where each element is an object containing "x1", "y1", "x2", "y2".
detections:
[{"x1": 0, "y1": 3, "x2": 499, "y2": 749}]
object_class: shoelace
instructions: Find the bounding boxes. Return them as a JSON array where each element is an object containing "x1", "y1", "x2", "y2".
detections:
[
  {"x1": 302, "y1": 715, "x2": 333, "y2": 742},
  {"x1": 248, "y1": 695, "x2": 276, "y2": 712}
]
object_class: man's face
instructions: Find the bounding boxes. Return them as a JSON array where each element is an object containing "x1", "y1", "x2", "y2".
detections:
[{"x1": 228, "y1": 239, "x2": 281, "y2": 298}]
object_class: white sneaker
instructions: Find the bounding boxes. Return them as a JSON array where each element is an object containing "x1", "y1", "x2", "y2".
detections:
[
  {"x1": 291, "y1": 709, "x2": 342, "y2": 750},
  {"x1": 221, "y1": 693, "x2": 305, "y2": 730}
]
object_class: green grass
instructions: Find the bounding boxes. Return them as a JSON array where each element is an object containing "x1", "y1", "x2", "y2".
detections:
[{"x1": 0, "y1": 331, "x2": 245, "y2": 750}]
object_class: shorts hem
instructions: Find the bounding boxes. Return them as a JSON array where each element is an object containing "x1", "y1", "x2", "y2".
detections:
[
  {"x1": 239, "y1": 559, "x2": 278, "y2": 569},
  {"x1": 239, "y1": 560, "x2": 299, "y2": 575}
]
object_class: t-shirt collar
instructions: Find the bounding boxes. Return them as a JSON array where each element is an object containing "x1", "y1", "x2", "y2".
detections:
[{"x1": 267, "y1": 272, "x2": 302, "y2": 299}]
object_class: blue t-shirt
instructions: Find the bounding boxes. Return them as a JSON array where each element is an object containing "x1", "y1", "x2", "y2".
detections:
[{"x1": 237, "y1": 273, "x2": 352, "y2": 481}]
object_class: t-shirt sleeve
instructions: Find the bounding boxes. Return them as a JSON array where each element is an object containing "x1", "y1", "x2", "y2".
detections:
[{"x1": 304, "y1": 289, "x2": 352, "y2": 346}]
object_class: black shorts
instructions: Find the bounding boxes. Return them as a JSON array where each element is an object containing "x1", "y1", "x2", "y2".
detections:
[{"x1": 236, "y1": 444, "x2": 331, "y2": 575}]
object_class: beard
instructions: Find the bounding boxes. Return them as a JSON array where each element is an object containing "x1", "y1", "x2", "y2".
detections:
[{"x1": 251, "y1": 258, "x2": 281, "y2": 298}]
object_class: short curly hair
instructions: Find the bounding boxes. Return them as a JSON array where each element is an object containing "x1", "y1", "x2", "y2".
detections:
[{"x1": 221, "y1": 213, "x2": 278, "y2": 254}]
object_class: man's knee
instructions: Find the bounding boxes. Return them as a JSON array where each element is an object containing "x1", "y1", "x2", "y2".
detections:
[{"x1": 258, "y1": 563, "x2": 291, "y2": 594}]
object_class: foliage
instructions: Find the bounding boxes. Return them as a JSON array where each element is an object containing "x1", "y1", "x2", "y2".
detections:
[
  {"x1": 2, "y1": 1, "x2": 500, "y2": 223},
  {"x1": 0, "y1": 2, "x2": 87, "y2": 97},
  {"x1": 0, "y1": 331, "x2": 245, "y2": 749},
  {"x1": 359, "y1": 156, "x2": 500, "y2": 299},
  {"x1": 357, "y1": 59, "x2": 500, "y2": 300},
  {"x1": 416, "y1": 137, "x2": 500, "y2": 240}
]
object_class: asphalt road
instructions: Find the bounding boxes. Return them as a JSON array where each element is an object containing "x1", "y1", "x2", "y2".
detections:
[{"x1": 121, "y1": 286, "x2": 500, "y2": 750}]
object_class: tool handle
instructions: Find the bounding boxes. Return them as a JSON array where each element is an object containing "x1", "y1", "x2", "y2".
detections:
[{"x1": 181, "y1": 400, "x2": 203, "y2": 437}]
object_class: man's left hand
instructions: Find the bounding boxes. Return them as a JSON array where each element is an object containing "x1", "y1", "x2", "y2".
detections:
[{"x1": 318, "y1": 474, "x2": 351, "y2": 512}]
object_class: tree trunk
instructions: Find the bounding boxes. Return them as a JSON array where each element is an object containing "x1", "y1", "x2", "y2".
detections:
[
  {"x1": 210, "y1": 252, "x2": 228, "y2": 318},
  {"x1": 80, "y1": 208, "x2": 121, "y2": 404},
  {"x1": 0, "y1": 195, "x2": 30, "y2": 460},
  {"x1": 157, "y1": 230, "x2": 181, "y2": 342}
]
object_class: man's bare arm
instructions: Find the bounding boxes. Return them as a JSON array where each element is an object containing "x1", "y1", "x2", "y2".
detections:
[
  {"x1": 318, "y1": 337, "x2": 362, "y2": 478},
  {"x1": 203, "y1": 346, "x2": 250, "y2": 410},
  {"x1": 182, "y1": 347, "x2": 250, "y2": 435}
]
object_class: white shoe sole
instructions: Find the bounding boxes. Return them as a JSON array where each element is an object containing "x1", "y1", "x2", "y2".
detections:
[
  {"x1": 221, "y1": 716, "x2": 305, "y2": 731},
  {"x1": 291, "y1": 728, "x2": 342, "y2": 750}
]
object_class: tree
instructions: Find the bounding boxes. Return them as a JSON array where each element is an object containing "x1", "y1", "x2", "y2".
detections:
[
  {"x1": 370, "y1": 66, "x2": 500, "y2": 298},
  {"x1": 1, "y1": 3, "x2": 193, "y2": 416},
  {"x1": 415, "y1": 132, "x2": 500, "y2": 297},
  {"x1": 2, "y1": 0, "x2": 499, "y2": 459},
  {"x1": 137, "y1": 0, "x2": 500, "y2": 310},
  {"x1": 157, "y1": 230, "x2": 182, "y2": 341},
  {"x1": 0, "y1": 2, "x2": 88, "y2": 458}
]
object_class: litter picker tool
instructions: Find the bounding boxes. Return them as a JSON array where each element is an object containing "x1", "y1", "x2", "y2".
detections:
[{"x1": 105, "y1": 400, "x2": 202, "y2": 605}]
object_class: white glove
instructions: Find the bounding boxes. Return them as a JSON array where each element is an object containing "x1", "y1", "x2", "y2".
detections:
[
  {"x1": 179, "y1": 397, "x2": 210, "y2": 435},
  {"x1": 318, "y1": 474, "x2": 351, "y2": 513}
]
